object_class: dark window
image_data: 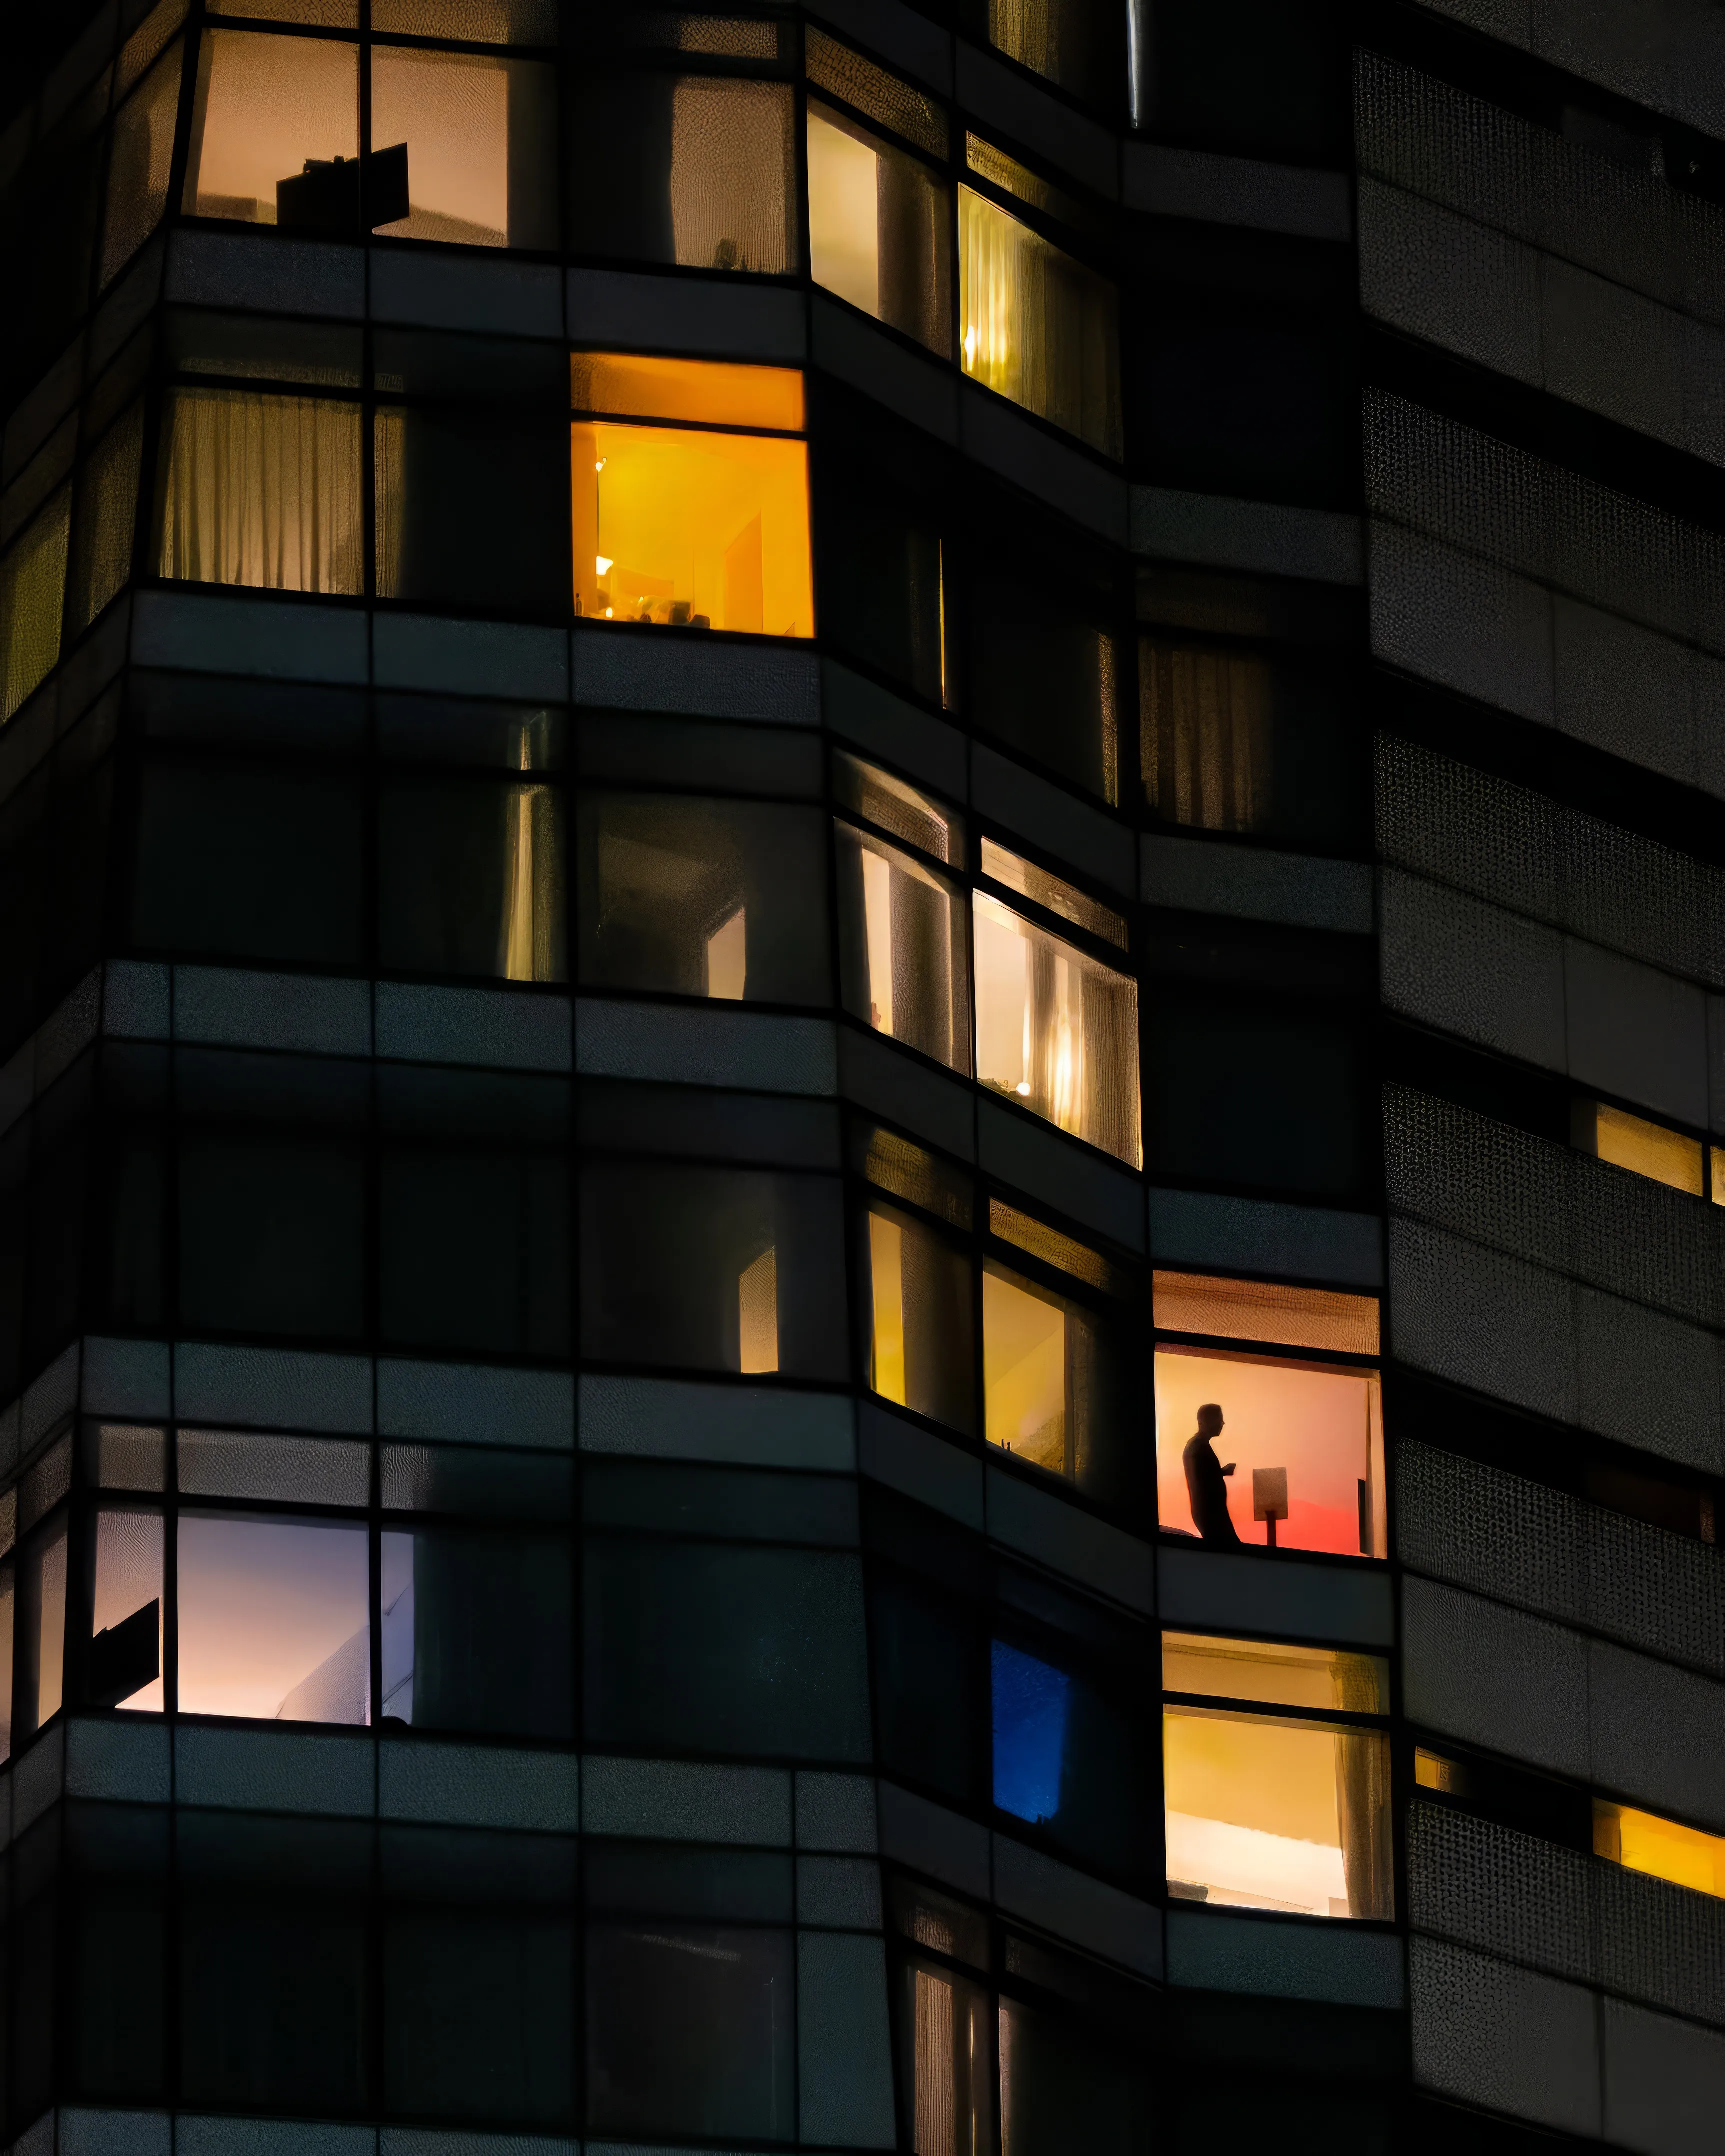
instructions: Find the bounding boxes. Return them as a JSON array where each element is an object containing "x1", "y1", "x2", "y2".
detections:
[
  {"x1": 584, "y1": 1536, "x2": 872, "y2": 1760},
  {"x1": 580, "y1": 1160, "x2": 848, "y2": 1380},
  {"x1": 1138, "y1": 0, "x2": 1350, "y2": 162},
  {"x1": 868, "y1": 1571, "x2": 983, "y2": 1805},
  {"x1": 970, "y1": 574, "x2": 1120, "y2": 804},
  {"x1": 130, "y1": 765, "x2": 364, "y2": 966},
  {"x1": 178, "y1": 1134, "x2": 366, "y2": 1338},
  {"x1": 381, "y1": 1524, "x2": 574, "y2": 1739},
  {"x1": 380, "y1": 1148, "x2": 571, "y2": 1356},
  {"x1": 998, "y1": 1995, "x2": 1152, "y2": 2156},
  {"x1": 67, "y1": 1806, "x2": 170, "y2": 2106},
  {"x1": 376, "y1": 406, "x2": 570, "y2": 616},
  {"x1": 992, "y1": 1636, "x2": 1156, "y2": 1885}
]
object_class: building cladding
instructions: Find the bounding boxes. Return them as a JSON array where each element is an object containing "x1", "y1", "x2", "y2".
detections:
[{"x1": 0, "y1": 0, "x2": 1722, "y2": 2148}]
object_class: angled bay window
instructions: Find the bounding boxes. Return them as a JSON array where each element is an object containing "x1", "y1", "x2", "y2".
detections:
[
  {"x1": 807, "y1": 100, "x2": 952, "y2": 356},
  {"x1": 572, "y1": 356, "x2": 814, "y2": 635},
  {"x1": 1162, "y1": 1632, "x2": 1393, "y2": 1920},
  {"x1": 185, "y1": 17, "x2": 556, "y2": 242},
  {"x1": 1154, "y1": 1272, "x2": 1386, "y2": 1558},
  {"x1": 859, "y1": 1130, "x2": 1146, "y2": 1515},
  {"x1": 967, "y1": 0, "x2": 1119, "y2": 107},
  {"x1": 991, "y1": 1628, "x2": 1154, "y2": 1882},
  {"x1": 100, "y1": 35, "x2": 184, "y2": 286},
  {"x1": 960, "y1": 182, "x2": 1122, "y2": 458},
  {"x1": 0, "y1": 487, "x2": 71, "y2": 722},
  {"x1": 835, "y1": 757, "x2": 970, "y2": 1070},
  {"x1": 577, "y1": 790, "x2": 829, "y2": 1003},
  {"x1": 974, "y1": 857, "x2": 1140, "y2": 1166}
]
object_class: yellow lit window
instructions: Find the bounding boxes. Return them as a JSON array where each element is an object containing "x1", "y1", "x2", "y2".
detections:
[
  {"x1": 806, "y1": 102, "x2": 952, "y2": 356},
  {"x1": 1156, "y1": 1344, "x2": 1386, "y2": 1560},
  {"x1": 572, "y1": 356, "x2": 814, "y2": 637},
  {"x1": 1164, "y1": 1705, "x2": 1392, "y2": 1920},
  {"x1": 1576, "y1": 1100, "x2": 1704, "y2": 1196},
  {"x1": 1594, "y1": 1800, "x2": 1725, "y2": 1900},
  {"x1": 972, "y1": 892, "x2": 1140, "y2": 1166},
  {"x1": 738, "y1": 1246, "x2": 779, "y2": 1373},
  {"x1": 958, "y1": 184, "x2": 1122, "y2": 459},
  {"x1": 865, "y1": 1202, "x2": 974, "y2": 1433},
  {"x1": 836, "y1": 821, "x2": 970, "y2": 1072},
  {"x1": 1154, "y1": 1270, "x2": 1380, "y2": 1358},
  {"x1": 983, "y1": 1264, "x2": 1068, "y2": 1473},
  {"x1": 1162, "y1": 1633, "x2": 1388, "y2": 1714},
  {"x1": 1414, "y1": 1748, "x2": 1465, "y2": 1794}
]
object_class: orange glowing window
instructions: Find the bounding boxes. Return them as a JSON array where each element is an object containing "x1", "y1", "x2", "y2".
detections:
[
  {"x1": 186, "y1": 30, "x2": 359, "y2": 226},
  {"x1": 571, "y1": 356, "x2": 813, "y2": 638},
  {"x1": 1156, "y1": 1344, "x2": 1386, "y2": 1560},
  {"x1": 1594, "y1": 1800, "x2": 1725, "y2": 1900},
  {"x1": 1575, "y1": 1098, "x2": 1706, "y2": 1198}
]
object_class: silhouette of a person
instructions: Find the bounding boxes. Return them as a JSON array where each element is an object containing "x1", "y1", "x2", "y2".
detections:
[{"x1": 1183, "y1": 1404, "x2": 1240, "y2": 1546}]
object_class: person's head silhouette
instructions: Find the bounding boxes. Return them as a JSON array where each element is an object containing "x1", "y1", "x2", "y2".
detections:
[{"x1": 1196, "y1": 1402, "x2": 1224, "y2": 1440}]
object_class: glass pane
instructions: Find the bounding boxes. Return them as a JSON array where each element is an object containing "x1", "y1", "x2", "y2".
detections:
[
  {"x1": 834, "y1": 751, "x2": 964, "y2": 864},
  {"x1": 380, "y1": 1524, "x2": 573, "y2": 1737},
  {"x1": 208, "y1": 0, "x2": 358, "y2": 20},
  {"x1": 970, "y1": 592, "x2": 1119, "y2": 806},
  {"x1": 998, "y1": 1997, "x2": 1146, "y2": 2156},
  {"x1": 1140, "y1": 642, "x2": 1272, "y2": 833},
  {"x1": 988, "y1": 1202, "x2": 1117, "y2": 1294},
  {"x1": 1584, "y1": 1100, "x2": 1704, "y2": 1196},
  {"x1": 158, "y1": 390, "x2": 364, "y2": 595},
  {"x1": 980, "y1": 839, "x2": 1126, "y2": 948},
  {"x1": 981, "y1": 1264, "x2": 1134, "y2": 1510},
  {"x1": 1164, "y1": 1706, "x2": 1393, "y2": 1920},
  {"x1": 806, "y1": 30, "x2": 948, "y2": 159},
  {"x1": 102, "y1": 41, "x2": 182, "y2": 285},
  {"x1": 176, "y1": 1430, "x2": 370, "y2": 1506},
  {"x1": 18, "y1": 1520, "x2": 68, "y2": 1736},
  {"x1": 0, "y1": 1564, "x2": 12, "y2": 1764},
  {"x1": 1161, "y1": 1632, "x2": 1388, "y2": 1715},
  {"x1": 187, "y1": 30, "x2": 358, "y2": 226},
  {"x1": 379, "y1": 772, "x2": 568, "y2": 980},
  {"x1": 576, "y1": 794, "x2": 828, "y2": 1002},
  {"x1": 178, "y1": 1513, "x2": 370, "y2": 1722},
  {"x1": 984, "y1": 0, "x2": 1116, "y2": 102},
  {"x1": 68, "y1": 403, "x2": 146, "y2": 635},
  {"x1": 88, "y1": 1423, "x2": 168, "y2": 1492},
  {"x1": 972, "y1": 893, "x2": 1141, "y2": 1166},
  {"x1": 0, "y1": 488, "x2": 72, "y2": 724},
  {"x1": 906, "y1": 1960, "x2": 992, "y2": 2156},
  {"x1": 580, "y1": 1161, "x2": 848, "y2": 1381},
  {"x1": 836, "y1": 823, "x2": 970, "y2": 1072},
  {"x1": 1152, "y1": 1270, "x2": 1380, "y2": 1356},
  {"x1": 572, "y1": 419, "x2": 814, "y2": 634},
  {"x1": 958, "y1": 187, "x2": 1121, "y2": 458},
  {"x1": 866, "y1": 1202, "x2": 974, "y2": 1434},
  {"x1": 372, "y1": 48, "x2": 556, "y2": 248},
  {"x1": 570, "y1": 72, "x2": 795, "y2": 273},
  {"x1": 572, "y1": 352, "x2": 804, "y2": 431},
  {"x1": 1155, "y1": 1345, "x2": 1387, "y2": 1559},
  {"x1": 992, "y1": 1640, "x2": 1070, "y2": 1828},
  {"x1": 1594, "y1": 1800, "x2": 1725, "y2": 1900},
  {"x1": 374, "y1": 0, "x2": 560, "y2": 42},
  {"x1": 808, "y1": 102, "x2": 952, "y2": 356},
  {"x1": 586, "y1": 1922, "x2": 796, "y2": 2141},
  {"x1": 91, "y1": 1508, "x2": 164, "y2": 1711}
]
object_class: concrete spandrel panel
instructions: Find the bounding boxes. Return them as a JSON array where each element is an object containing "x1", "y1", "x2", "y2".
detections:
[
  {"x1": 1588, "y1": 1641, "x2": 1725, "y2": 1833},
  {"x1": 797, "y1": 1932, "x2": 898, "y2": 2148},
  {"x1": 1387, "y1": 1220, "x2": 1580, "y2": 1431},
  {"x1": 1563, "y1": 938, "x2": 1709, "y2": 1127},
  {"x1": 1380, "y1": 874, "x2": 1566, "y2": 1075},
  {"x1": 580, "y1": 1373, "x2": 854, "y2": 1472},
  {"x1": 1357, "y1": 178, "x2": 1543, "y2": 385},
  {"x1": 1159, "y1": 1548, "x2": 1394, "y2": 1648},
  {"x1": 1602, "y1": 1996, "x2": 1725, "y2": 2156},
  {"x1": 1410, "y1": 1937, "x2": 1600, "y2": 2138},
  {"x1": 1402, "y1": 1578, "x2": 1590, "y2": 1780},
  {"x1": 1166, "y1": 1909, "x2": 1402, "y2": 2007},
  {"x1": 1367, "y1": 523, "x2": 1555, "y2": 724}
]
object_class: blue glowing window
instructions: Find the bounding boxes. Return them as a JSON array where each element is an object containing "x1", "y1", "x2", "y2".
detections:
[{"x1": 992, "y1": 1640, "x2": 1072, "y2": 1826}]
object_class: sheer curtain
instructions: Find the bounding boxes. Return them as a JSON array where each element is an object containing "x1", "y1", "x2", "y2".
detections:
[
  {"x1": 1140, "y1": 641, "x2": 1274, "y2": 834},
  {"x1": 158, "y1": 388, "x2": 364, "y2": 594},
  {"x1": 1332, "y1": 1668, "x2": 1394, "y2": 1919},
  {"x1": 959, "y1": 186, "x2": 1121, "y2": 458}
]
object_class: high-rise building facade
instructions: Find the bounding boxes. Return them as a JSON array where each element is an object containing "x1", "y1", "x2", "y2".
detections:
[{"x1": 0, "y1": 0, "x2": 1720, "y2": 2150}]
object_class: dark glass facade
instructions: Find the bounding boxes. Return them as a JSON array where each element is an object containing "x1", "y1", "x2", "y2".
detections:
[{"x1": 0, "y1": 2, "x2": 1721, "y2": 2152}]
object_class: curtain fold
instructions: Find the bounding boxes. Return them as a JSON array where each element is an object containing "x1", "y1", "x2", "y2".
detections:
[
  {"x1": 158, "y1": 388, "x2": 364, "y2": 594},
  {"x1": 1140, "y1": 642, "x2": 1274, "y2": 834},
  {"x1": 1333, "y1": 1712, "x2": 1394, "y2": 1919}
]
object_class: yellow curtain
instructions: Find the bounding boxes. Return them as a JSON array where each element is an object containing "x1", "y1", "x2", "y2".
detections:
[
  {"x1": 158, "y1": 388, "x2": 364, "y2": 594},
  {"x1": 0, "y1": 488, "x2": 70, "y2": 724}
]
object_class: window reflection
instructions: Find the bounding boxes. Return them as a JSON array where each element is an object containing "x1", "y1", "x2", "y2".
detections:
[
  {"x1": 972, "y1": 892, "x2": 1140, "y2": 1166},
  {"x1": 1155, "y1": 1344, "x2": 1386, "y2": 1558},
  {"x1": 178, "y1": 1514, "x2": 370, "y2": 1722}
]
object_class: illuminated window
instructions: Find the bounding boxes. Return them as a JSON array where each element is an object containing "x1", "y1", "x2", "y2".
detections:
[
  {"x1": 866, "y1": 1202, "x2": 975, "y2": 1434},
  {"x1": 972, "y1": 888, "x2": 1140, "y2": 1168},
  {"x1": 572, "y1": 354, "x2": 814, "y2": 636},
  {"x1": 177, "y1": 1512, "x2": 371, "y2": 1721},
  {"x1": 836, "y1": 817, "x2": 970, "y2": 1071},
  {"x1": 186, "y1": 30, "x2": 360, "y2": 225},
  {"x1": 807, "y1": 100, "x2": 952, "y2": 356},
  {"x1": 90, "y1": 1508, "x2": 164, "y2": 1711},
  {"x1": 157, "y1": 389, "x2": 365, "y2": 595},
  {"x1": 958, "y1": 184, "x2": 1122, "y2": 458},
  {"x1": 371, "y1": 43, "x2": 557, "y2": 246},
  {"x1": 982, "y1": 0, "x2": 1114, "y2": 103},
  {"x1": 1164, "y1": 1632, "x2": 1392, "y2": 1920},
  {"x1": 1572, "y1": 1098, "x2": 1714, "y2": 1202},
  {"x1": 1155, "y1": 1272, "x2": 1386, "y2": 1559},
  {"x1": 0, "y1": 488, "x2": 71, "y2": 722},
  {"x1": 1595, "y1": 1800, "x2": 1725, "y2": 1900}
]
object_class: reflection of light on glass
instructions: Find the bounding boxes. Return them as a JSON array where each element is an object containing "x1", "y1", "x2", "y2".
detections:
[
  {"x1": 992, "y1": 1640, "x2": 1070, "y2": 1824},
  {"x1": 596, "y1": 554, "x2": 612, "y2": 574},
  {"x1": 706, "y1": 906, "x2": 748, "y2": 998},
  {"x1": 869, "y1": 1212, "x2": 906, "y2": 1403},
  {"x1": 92, "y1": 1510, "x2": 164, "y2": 1712},
  {"x1": 178, "y1": 1514, "x2": 370, "y2": 1722},
  {"x1": 738, "y1": 1247, "x2": 779, "y2": 1372},
  {"x1": 984, "y1": 1270, "x2": 1066, "y2": 1472},
  {"x1": 28, "y1": 1522, "x2": 68, "y2": 1728},
  {"x1": 380, "y1": 1529, "x2": 414, "y2": 1724}
]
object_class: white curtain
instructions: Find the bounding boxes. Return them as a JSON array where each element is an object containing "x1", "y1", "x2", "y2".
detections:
[{"x1": 158, "y1": 388, "x2": 364, "y2": 594}]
